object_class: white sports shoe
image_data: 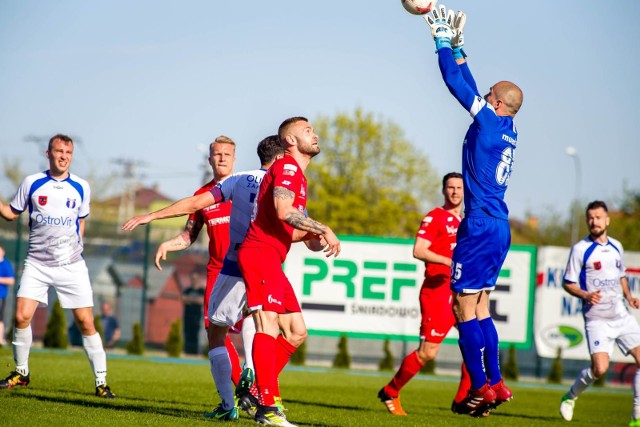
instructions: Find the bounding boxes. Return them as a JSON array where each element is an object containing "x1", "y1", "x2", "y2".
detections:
[{"x1": 560, "y1": 394, "x2": 576, "y2": 421}]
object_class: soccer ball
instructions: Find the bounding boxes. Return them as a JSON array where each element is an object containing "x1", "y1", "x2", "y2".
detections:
[{"x1": 401, "y1": 0, "x2": 437, "y2": 15}]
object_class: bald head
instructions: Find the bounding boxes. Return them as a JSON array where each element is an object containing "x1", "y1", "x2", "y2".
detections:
[{"x1": 492, "y1": 81, "x2": 523, "y2": 117}]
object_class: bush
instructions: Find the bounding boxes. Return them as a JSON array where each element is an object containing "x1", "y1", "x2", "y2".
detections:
[
  {"x1": 378, "y1": 339, "x2": 394, "y2": 371},
  {"x1": 290, "y1": 339, "x2": 306, "y2": 366},
  {"x1": 93, "y1": 314, "x2": 104, "y2": 345},
  {"x1": 503, "y1": 345, "x2": 519, "y2": 380},
  {"x1": 127, "y1": 322, "x2": 144, "y2": 355},
  {"x1": 166, "y1": 318, "x2": 183, "y2": 358},
  {"x1": 420, "y1": 357, "x2": 436, "y2": 375},
  {"x1": 43, "y1": 299, "x2": 68, "y2": 349},
  {"x1": 332, "y1": 334, "x2": 351, "y2": 369},
  {"x1": 594, "y1": 371, "x2": 607, "y2": 387},
  {"x1": 547, "y1": 347, "x2": 563, "y2": 384}
]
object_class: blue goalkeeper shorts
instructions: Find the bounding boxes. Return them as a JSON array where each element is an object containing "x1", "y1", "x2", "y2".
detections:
[{"x1": 450, "y1": 216, "x2": 511, "y2": 294}]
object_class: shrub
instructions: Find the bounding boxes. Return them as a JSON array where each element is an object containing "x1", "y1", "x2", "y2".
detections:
[
  {"x1": 126, "y1": 322, "x2": 144, "y2": 355},
  {"x1": 503, "y1": 345, "x2": 520, "y2": 380},
  {"x1": 332, "y1": 334, "x2": 351, "y2": 369},
  {"x1": 420, "y1": 357, "x2": 436, "y2": 375},
  {"x1": 43, "y1": 299, "x2": 67, "y2": 349},
  {"x1": 378, "y1": 339, "x2": 394, "y2": 371},
  {"x1": 547, "y1": 347, "x2": 563, "y2": 384},
  {"x1": 290, "y1": 339, "x2": 306, "y2": 366},
  {"x1": 166, "y1": 318, "x2": 183, "y2": 358},
  {"x1": 93, "y1": 314, "x2": 104, "y2": 345}
]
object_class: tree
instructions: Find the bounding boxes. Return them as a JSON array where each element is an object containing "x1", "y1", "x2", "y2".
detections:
[
  {"x1": 165, "y1": 318, "x2": 183, "y2": 358},
  {"x1": 290, "y1": 340, "x2": 307, "y2": 366},
  {"x1": 127, "y1": 323, "x2": 144, "y2": 355},
  {"x1": 43, "y1": 299, "x2": 68, "y2": 349},
  {"x1": 307, "y1": 108, "x2": 440, "y2": 238},
  {"x1": 378, "y1": 339, "x2": 394, "y2": 371},
  {"x1": 333, "y1": 334, "x2": 351, "y2": 369}
]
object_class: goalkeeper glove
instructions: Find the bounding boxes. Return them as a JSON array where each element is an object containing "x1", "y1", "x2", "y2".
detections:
[
  {"x1": 451, "y1": 10, "x2": 467, "y2": 59},
  {"x1": 424, "y1": 4, "x2": 454, "y2": 50}
]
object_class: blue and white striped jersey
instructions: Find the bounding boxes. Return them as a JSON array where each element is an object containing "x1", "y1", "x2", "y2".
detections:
[
  {"x1": 212, "y1": 168, "x2": 266, "y2": 276},
  {"x1": 564, "y1": 236, "x2": 627, "y2": 321},
  {"x1": 10, "y1": 171, "x2": 90, "y2": 267}
]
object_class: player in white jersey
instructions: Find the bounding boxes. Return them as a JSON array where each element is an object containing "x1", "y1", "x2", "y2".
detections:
[
  {"x1": 559, "y1": 201, "x2": 640, "y2": 424},
  {"x1": 0, "y1": 134, "x2": 115, "y2": 398}
]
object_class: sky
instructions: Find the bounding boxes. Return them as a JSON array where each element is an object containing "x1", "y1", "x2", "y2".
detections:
[{"x1": 1, "y1": 0, "x2": 639, "y2": 222}]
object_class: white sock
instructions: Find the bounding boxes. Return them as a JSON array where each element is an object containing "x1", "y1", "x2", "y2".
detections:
[
  {"x1": 83, "y1": 333, "x2": 107, "y2": 387},
  {"x1": 568, "y1": 367, "x2": 595, "y2": 399},
  {"x1": 633, "y1": 368, "x2": 640, "y2": 420},
  {"x1": 241, "y1": 318, "x2": 256, "y2": 371},
  {"x1": 13, "y1": 326, "x2": 32, "y2": 376},
  {"x1": 209, "y1": 346, "x2": 234, "y2": 410}
]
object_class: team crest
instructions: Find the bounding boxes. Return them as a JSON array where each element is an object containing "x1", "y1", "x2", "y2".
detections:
[
  {"x1": 66, "y1": 198, "x2": 77, "y2": 209},
  {"x1": 594, "y1": 261, "x2": 602, "y2": 270},
  {"x1": 38, "y1": 195, "x2": 48, "y2": 206}
]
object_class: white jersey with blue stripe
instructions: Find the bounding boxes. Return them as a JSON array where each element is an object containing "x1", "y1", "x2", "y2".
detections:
[
  {"x1": 213, "y1": 168, "x2": 266, "y2": 275},
  {"x1": 438, "y1": 49, "x2": 517, "y2": 219},
  {"x1": 564, "y1": 236, "x2": 627, "y2": 321},
  {"x1": 10, "y1": 171, "x2": 90, "y2": 267}
]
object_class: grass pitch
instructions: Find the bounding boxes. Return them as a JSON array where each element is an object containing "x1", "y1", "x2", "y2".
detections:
[{"x1": 0, "y1": 347, "x2": 633, "y2": 426}]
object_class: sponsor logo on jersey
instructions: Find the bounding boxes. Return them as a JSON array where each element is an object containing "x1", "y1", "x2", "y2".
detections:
[
  {"x1": 267, "y1": 294, "x2": 282, "y2": 306},
  {"x1": 300, "y1": 185, "x2": 305, "y2": 197},
  {"x1": 38, "y1": 196, "x2": 48, "y2": 206},
  {"x1": 66, "y1": 198, "x2": 76, "y2": 209},
  {"x1": 430, "y1": 329, "x2": 445, "y2": 337},
  {"x1": 284, "y1": 164, "x2": 298, "y2": 172},
  {"x1": 594, "y1": 261, "x2": 602, "y2": 270},
  {"x1": 282, "y1": 180, "x2": 291, "y2": 185},
  {"x1": 445, "y1": 225, "x2": 458, "y2": 235},
  {"x1": 208, "y1": 216, "x2": 230, "y2": 226},
  {"x1": 502, "y1": 134, "x2": 517, "y2": 145},
  {"x1": 283, "y1": 169, "x2": 295, "y2": 176},
  {"x1": 34, "y1": 214, "x2": 73, "y2": 227},
  {"x1": 616, "y1": 260, "x2": 622, "y2": 269},
  {"x1": 423, "y1": 216, "x2": 433, "y2": 224}
]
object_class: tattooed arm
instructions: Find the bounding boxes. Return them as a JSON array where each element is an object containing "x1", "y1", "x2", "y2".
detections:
[
  {"x1": 273, "y1": 186, "x2": 340, "y2": 257},
  {"x1": 154, "y1": 217, "x2": 204, "y2": 270}
]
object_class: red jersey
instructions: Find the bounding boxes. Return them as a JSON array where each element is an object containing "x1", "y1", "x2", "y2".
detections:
[
  {"x1": 242, "y1": 155, "x2": 307, "y2": 262},
  {"x1": 416, "y1": 206, "x2": 461, "y2": 284},
  {"x1": 190, "y1": 179, "x2": 232, "y2": 272}
]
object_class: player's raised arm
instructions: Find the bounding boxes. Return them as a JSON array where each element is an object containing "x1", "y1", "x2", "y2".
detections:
[{"x1": 121, "y1": 189, "x2": 221, "y2": 231}]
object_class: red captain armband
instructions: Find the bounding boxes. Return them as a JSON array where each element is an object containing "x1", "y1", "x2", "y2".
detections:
[{"x1": 209, "y1": 186, "x2": 225, "y2": 204}]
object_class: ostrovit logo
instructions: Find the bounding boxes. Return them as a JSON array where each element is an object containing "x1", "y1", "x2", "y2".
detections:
[{"x1": 34, "y1": 214, "x2": 73, "y2": 227}]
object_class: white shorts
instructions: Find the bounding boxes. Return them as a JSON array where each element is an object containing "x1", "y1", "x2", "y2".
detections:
[
  {"x1": 208, "y1": 273, "x2": 247, "y2": 327},
  {"x1": 585, "y1": 315, "x2": 640, "y2": 356},
  {"x1": 18, "y1": 260, "x2": 93, "y2": 309}
]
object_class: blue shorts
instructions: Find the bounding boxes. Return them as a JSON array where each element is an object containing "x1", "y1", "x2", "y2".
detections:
[{"x1": 450, "y1": 216, "x2": 510, "y2": 294}]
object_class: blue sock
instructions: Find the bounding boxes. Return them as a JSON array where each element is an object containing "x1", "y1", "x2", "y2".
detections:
[
  {"x1": 479, "y1": 317, "x2": 501, "y2": 386},
  {"x1": 457, "y1": 318, "x2": 487, "y2": 390}
]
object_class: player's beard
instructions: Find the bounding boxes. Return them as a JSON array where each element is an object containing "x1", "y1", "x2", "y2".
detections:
[{"x1": 589, "y1": 226, "x2": 606, "y2": 239}]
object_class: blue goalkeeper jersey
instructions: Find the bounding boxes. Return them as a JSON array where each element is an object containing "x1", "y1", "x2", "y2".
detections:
[{"x1": 438, "y1": 48, "x2": 518, "y2": 220}]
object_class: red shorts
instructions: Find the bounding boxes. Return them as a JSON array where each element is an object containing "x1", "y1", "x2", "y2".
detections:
[
  {"x1": 204, "y1": 266, "x2": 222, "y2": 328},
  {"x1": 419, "y1": 279, "x2": 455, "y2": 343},
  {"x1": 238, "y1": 245, "x2": 301, "y2": 314}
]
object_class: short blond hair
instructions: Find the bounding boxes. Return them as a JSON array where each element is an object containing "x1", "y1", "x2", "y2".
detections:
[{"x1": 210, "y1": 135, "x2": 236, "y2": 154}]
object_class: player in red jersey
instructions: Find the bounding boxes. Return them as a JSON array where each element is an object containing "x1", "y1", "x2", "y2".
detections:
[
  {"x1": 154, "y1": 135, "x2": 241, "y2": 383},
  {"x1": 378, "y1": 172, "x2": 471, "y2": 416},
  {"x1": 237, "y1": 117, "x2": 340, "y2": 426}
]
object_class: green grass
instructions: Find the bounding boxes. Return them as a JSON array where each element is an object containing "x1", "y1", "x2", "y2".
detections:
[{"x1": 0, "y1": 347, "x2": 634, "y2": 426}]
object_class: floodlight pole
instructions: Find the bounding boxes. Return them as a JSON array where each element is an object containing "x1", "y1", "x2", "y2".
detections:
[
  {"x1": 140, "y1": 223, "x2": 151, "y2": 337},
  {"x1": 565, "y1": 147, "x2": 582, "y2": 245}
]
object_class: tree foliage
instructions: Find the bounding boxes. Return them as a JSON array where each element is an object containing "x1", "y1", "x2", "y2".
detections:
[
  {"x1": 43, "y1": 299, "x2": 68, "y2": 349},
  {"x1": 307, "y1": 108, "x2": 440, "y2": 238}
]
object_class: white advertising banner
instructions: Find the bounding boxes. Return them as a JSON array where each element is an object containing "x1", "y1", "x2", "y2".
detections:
[
  {"x1": 534, "y1": 246, "x2": 640, "y2": 361},
  {"x1": 284, "y1": 236, "x2": 536, "y2": 348}
]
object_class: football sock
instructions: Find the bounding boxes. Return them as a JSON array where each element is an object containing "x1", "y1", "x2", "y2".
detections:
[
  {"x1": 386, "y1": 350, "x2": 424, "y2": 397},
  {"x1": 253, "y1": 332, "x2": 277, "y2": 407},
  {"x1": 225, "y1": 335, "x2": 242, "y2": 386},
  {"x1": 209, "y1": 346, "x2": 235, "y2": 410},
  {"x1": 82, "y1": 333, "x2": 107, "y2": 387},
  {"x1": 13, "y1": 326, "x2": 32, "y2": 376},
  {"x1": 479, "y1": 317, "x2": 502, "y2": 386},
  {"x1": 275, "y1": 335, "x2": 297, "y2": 376},
  {"x1": 457, "y1": 318, "x2": 487, "y2": 390},
  {"x1": 633, "y1": 368, "x2": 640, "y2": 419},
  {"x1": 568, "y1": 367, "x2": 595, "y2": 399},
  {"x1": 454, "y1": 362, "x2": 471, "y2": 403},
  {"x1": 242, "y1": 317, "x2": 256, "y2": 371}
]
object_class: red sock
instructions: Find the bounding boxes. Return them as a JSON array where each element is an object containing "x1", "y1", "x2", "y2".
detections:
[
  {"x1": 225, "y1": 335, "x2": 242, "y2": 386},
  {"x1": 253, "y1": 333, "x2": 278, "y2": 407},
  {"x1": 386, "y1": 350, "x2": 424, "y2": 397},
  {"x1": 454, "y1": 362, "x2": 471, "y2": 403},
  {"x1": 275, "y1": 335, "x2": 298, "y2": 376}
]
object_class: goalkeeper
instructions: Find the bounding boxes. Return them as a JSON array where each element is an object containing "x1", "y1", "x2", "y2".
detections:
[{"x1": 425, "y1": 4, "x2": 523, "y2": 417}]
